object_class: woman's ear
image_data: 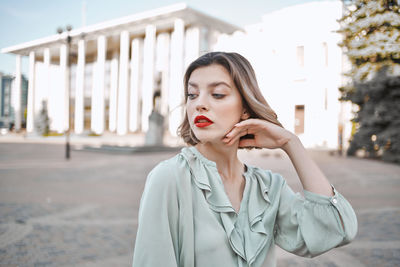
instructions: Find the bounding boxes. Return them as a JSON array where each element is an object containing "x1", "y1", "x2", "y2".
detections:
[{"x1": 241, "y1": 109, "x2": 250, "y2": 120}]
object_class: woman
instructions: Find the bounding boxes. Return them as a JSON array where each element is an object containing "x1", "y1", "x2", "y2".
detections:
[{"x1": 132, "y1": 52, "x2": 357, "y2": 267}]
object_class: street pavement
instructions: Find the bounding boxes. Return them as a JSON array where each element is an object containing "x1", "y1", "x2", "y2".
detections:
[{"x1": 0, "y1": 142, "x2": 399, "y2": 267}]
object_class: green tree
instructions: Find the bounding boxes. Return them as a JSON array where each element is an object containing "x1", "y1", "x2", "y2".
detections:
[{"x1": 338, "y1": 0, "x2": 400, "y2": 163}]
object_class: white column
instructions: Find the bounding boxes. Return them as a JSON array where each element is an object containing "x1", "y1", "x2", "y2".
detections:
[
  {"x1": 13, "y1": 55, "x2": 22, "y2": 132},
  {"x1": 168, "y1": 19, "x2": 185, "y2": 136},
  {"x1": 109, "y1": 51, "x2": 119, "y2": 132},
  {"x1": 59, "y1": 44, "x2": 69, "y2": 132},
  {"x1": 42, "y1": 48, "x2": 53, "y2": 132},
  {"x1": 184, "y1": 27, "x2": 200, "y2": 69},
  {"x1": 141, "y1": 24, "x2": 156, "y2": 132},
  {"x1": 43, "y1": 47, "x2": 50, "y2": 105},
  {"x1": 155, "y1": 33, "x2": 170, "y2": 117},
  {"x1": 117, "y1": 30, "x2": 130, "y2": 135},
  {"x1": 26, "y1": 51, "x2": 36, "y2": 133},
  {"x1": 0, "y1": 73, "x2": 2, "y2": 117},
  {"x1": 129, "y1": 38, "x2": 143, "y2": 132},
  {"x1": 91, "y1": 35, "x2": 106, "y2": 134},
  {"x1": 75, "y1": 39, "x2": 85, "y2": 134}
]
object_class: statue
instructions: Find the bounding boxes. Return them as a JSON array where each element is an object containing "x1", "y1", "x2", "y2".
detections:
[{"x1": 145, "y1": 73, "x2": 164, "y2": 146}]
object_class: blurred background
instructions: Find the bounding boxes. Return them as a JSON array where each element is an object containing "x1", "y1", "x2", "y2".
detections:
[{"x1": 0, "y1": 0, "x2": 399, "y2": 266}]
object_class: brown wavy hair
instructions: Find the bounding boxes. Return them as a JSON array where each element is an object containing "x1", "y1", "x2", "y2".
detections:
[{"x1": 177, "y1": 51, "x2": 283, "y2": 148}]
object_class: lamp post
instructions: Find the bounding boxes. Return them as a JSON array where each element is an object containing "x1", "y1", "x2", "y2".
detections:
[{"x1": 57, "y1": 25, "x2": 73, "y2": 160}]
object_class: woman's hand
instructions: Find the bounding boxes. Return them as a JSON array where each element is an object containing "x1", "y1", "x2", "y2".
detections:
[
  {"x1": 223, "y1": 118, "x2": 335, "y2": 196},
  {"x1": 222, "y1": 118, "x2": 295, "y2": 149}
]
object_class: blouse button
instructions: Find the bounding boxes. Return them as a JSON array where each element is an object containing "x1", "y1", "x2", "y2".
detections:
[{"x1": 332, "y1": 198, "x2": 338, "y2": 204}]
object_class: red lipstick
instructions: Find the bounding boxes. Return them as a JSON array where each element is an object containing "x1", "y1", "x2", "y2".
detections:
[{"x1": 194, "y1": 115, "x2": 213, "y2": 128}]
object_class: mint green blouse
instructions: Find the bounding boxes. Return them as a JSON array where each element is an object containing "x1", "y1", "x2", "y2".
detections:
[{"x1": 132, "y1": 146, "x2": 357, "y2": 267}]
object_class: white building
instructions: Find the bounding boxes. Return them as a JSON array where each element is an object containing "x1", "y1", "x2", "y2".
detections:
[
  {"x1": 0, "y1": 73, "x2": 28, "y2": 131},
  {"x1": 2, "y1": 1, "x2": 353, "y2": 150},
  {"x1": 215, "y1": 1, "x2": 353, "y2": 150},
  {"x1": 1, "y1": 3, "x2": 239, "y2": 137}
]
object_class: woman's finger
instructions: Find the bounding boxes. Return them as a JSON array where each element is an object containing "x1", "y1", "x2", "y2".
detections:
[
  {"x1": 235, "y1": 118, "x2": 262, "y2": 128},
  {"x1": 238, "y1": 138, "x2": 256, "y2": 148},
  {"x1": 224, "y1": 125, "x2": 242, "y2": 139},
  {"x1": 226, "y1": 128, "x2": 247, "y2": 144},
  {"x1": 226, "y1": 129, "x2": 248, "y2": 145},
  {"x1": 224, "y1": 123, "x2": 252, "y2": 139}
]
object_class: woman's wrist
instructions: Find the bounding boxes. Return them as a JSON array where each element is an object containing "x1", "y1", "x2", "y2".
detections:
[{"x1": 281, "y1": 133, "x2": 301, "y2": 154}]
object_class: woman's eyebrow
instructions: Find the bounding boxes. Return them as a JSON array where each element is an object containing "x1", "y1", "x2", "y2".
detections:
[
  {"x1": 188, "y1": 81, "x2": 231, "y2": 89},
  {"x1": 188, "y1": 82, "x2": 198, "y2": 88},
  {"x1": 209, "y1": 82, "x2": 231, "y2": 89}
]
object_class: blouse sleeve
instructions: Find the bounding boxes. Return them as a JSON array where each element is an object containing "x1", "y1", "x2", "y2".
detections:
[
  {"x1": 132, "y1": 161, "x2": 180, "y2": 267},
  {"x1": 274, "y1": 179, "x2": 358, "y2": 257}
]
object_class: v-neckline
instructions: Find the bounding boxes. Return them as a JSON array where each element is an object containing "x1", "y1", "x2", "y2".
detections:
[
  {"x1": 187, "y1": 146, "x2": 250, "y2": 214},
  {"x1": 237, "y1": 174, "x2": 249, "y2": 215},
  {"x1": 222, "y1": 172, "x2": 248, "y2": 215}
]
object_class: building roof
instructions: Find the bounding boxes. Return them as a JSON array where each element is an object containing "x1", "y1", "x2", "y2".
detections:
[{"x1": 1, "y1": 3, "x2": 241, "y2": 57}]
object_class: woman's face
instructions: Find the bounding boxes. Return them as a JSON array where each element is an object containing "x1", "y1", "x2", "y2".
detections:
[{"x1": 186, "y1": 64, "x2": 248, "y2": 144}]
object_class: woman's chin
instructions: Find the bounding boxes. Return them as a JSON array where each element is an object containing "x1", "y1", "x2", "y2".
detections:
[
  {"x1": 192, "y1": 129, "x2": 229, "y2": 145},
  {"x1": 196, "y1": 136, "x2": 228, "y2": 145}
]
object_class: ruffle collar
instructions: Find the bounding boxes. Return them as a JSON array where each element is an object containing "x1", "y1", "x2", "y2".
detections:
[{"x1": 180, "y1": 146, "x2": 271, "y2": 265}]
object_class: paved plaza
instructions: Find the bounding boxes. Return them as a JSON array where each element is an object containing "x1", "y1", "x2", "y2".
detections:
[{"x1": 0, "y1": 141, "x2": 399, "y2": 267}]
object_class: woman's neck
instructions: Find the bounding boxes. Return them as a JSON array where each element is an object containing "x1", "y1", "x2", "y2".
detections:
[{"x1": 195, "y1": 143, "x2": 244, "y2": 182}]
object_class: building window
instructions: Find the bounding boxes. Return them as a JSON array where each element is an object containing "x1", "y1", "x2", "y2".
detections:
[
  {"x1": 322, "y1": 42, "x2": 328, "y2": 67},
  {"x1": 296, "y1": 46, "x2": 304, "y2": 67},
  {"x1": 324, "y1": 88, "x2": 328, "y2": 110},
  {"x1": 294, "y1": 105, "x2": 305, "y2": 134}
]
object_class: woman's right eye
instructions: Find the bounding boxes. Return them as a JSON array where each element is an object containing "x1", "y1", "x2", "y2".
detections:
[{"x1": 187, "y1": 94, "x2": 197, "y2": 99}]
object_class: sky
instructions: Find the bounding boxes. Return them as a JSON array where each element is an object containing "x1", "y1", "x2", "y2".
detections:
[{"x1": 0, "y1": 0, "x2": 332, "y2": 75}]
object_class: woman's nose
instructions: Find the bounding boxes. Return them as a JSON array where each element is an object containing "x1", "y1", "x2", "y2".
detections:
[
  {"x1": 195, "y1": 94, "x2": 209, "y2": 111},
  {"x1": 196, "y1": 103, "x2": 209, "y2": 112}
]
